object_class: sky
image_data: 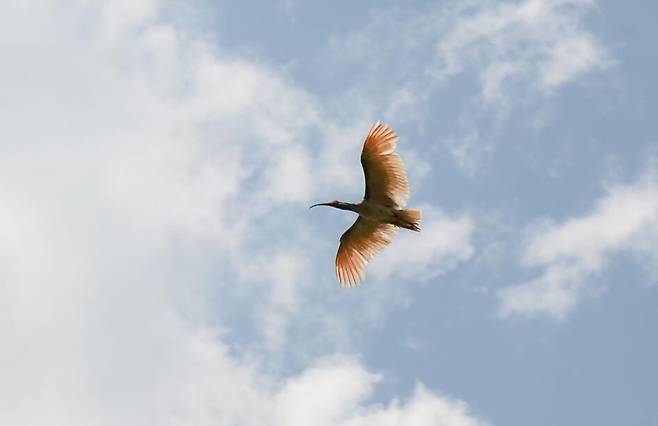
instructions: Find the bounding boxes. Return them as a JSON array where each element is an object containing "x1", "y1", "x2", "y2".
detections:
[{"x1": 1, "y1": 0, "x2": 657, "y2": 425}]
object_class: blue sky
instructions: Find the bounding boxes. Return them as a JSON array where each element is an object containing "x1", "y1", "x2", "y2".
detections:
[{"x1": 1, "y1": 0, "x2": 657, "y2": 425}]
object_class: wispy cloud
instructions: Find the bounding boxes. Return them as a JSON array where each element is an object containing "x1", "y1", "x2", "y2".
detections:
[
  {"x1": 499, "y1": 165, "x2": 658, "y2": 320},
  {"x1": 255, "y1": 252, "x2": 309, "y2": 351},
  {"x1": 435, "y1": 0, "x2": 611, "y2": 101},
  {"x1": 329, "y1": 0, "x2": 609, "y2": 106}
]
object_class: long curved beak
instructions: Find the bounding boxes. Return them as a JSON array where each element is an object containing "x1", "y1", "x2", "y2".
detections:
[{"x1": 309, "y1": 202, "x2": 332, "y2": 209}]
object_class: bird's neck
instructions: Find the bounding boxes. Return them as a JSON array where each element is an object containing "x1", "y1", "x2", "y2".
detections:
[{"x1": 333, "y1": 201, "x2": 360, "y2": 212}]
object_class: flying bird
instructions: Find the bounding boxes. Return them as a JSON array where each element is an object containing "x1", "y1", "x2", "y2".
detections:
[{"x1": 310, "y1": 122, "x2": 421, "y2": 287}]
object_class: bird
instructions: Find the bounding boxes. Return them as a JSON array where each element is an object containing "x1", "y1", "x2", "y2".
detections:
[{"x1": 310, "y1": 121, "x2": 421, "y2": 287}]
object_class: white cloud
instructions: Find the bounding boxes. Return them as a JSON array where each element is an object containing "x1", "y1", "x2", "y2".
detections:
[
  {"x1": 373, "y1": 207, "x2": 474, "y2": 282},
  {"x1": 0, "y1": 0, "x2": 482, "y2": 424},
  {"x1": 499, "y1": 168, "x2": 658, "y2": 319},
  {"x1": 276, "y1": 358, "x2": 486, "y2": 426}
]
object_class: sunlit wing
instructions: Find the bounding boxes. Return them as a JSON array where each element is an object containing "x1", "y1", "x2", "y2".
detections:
[
  {"x1": 335, "y1": 216, "x2": 398, "y2": 287},
  {"x1": 361, "y1": 122, "x2": 410, "y2": 208}
]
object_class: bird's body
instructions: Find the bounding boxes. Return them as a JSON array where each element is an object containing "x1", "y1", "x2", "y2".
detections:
[
  {"x1": 311, "y1": 122, "x2": 422, "y2": 287},
  {"x1": 358, "y1": 201, "x2": 421, "y2": 232},
  {"x1": 357, "y1": 201, "x2": 396, "y2": 223}
]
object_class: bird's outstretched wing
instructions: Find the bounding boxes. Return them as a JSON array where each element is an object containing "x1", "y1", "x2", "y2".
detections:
[
  {"x1": 336, "y1": 216, "x2": 398, "y2": 287},
  {"x1": 361, "y1": 122, "x2": 410, "y2": 208}
]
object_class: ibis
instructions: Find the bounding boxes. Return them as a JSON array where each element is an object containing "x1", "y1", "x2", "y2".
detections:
[{"x1": 310, "y1": 122, "x2": 421, "y2": 287}]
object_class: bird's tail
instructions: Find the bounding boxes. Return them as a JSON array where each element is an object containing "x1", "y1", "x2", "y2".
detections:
[{"x1": 396, "y1": 208, "x2": 422, "y2": 232}]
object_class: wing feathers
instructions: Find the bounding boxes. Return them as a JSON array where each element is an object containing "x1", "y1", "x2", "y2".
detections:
[
  {"x1": 361, "y1": 122, "x2": 410, "y2": 208},
  {"x1": 336, "y1": 217, "x2": 398, "y2": 287}
]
